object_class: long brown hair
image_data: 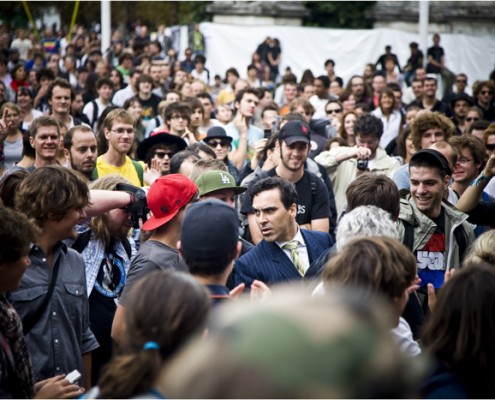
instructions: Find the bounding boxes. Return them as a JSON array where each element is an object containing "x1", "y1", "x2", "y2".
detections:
[
  {"x1": 98, "y1": 271, "x2": 210, "y2": 398},
  {"x1": 421, "y1": 263, "x2": 495, "y2": 397}
]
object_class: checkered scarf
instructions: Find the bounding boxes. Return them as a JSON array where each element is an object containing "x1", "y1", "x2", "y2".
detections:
[{"x1": 0, "y1": 294, "x2": 35, "y2": 398}]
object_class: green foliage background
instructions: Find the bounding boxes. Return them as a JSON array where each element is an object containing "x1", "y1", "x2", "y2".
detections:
[{"x1": 0, "y1": 1, "x2": 376, "y2": 36}]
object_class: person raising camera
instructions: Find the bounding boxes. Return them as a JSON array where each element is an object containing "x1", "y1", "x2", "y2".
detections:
[{"x1": 315, "y1": 113, "x2": 400, "y2": 216}]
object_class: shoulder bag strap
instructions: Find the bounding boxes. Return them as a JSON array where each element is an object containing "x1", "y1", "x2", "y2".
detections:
[{"x1": 22, "y1": 256, "x2": 62, "y2": 336}]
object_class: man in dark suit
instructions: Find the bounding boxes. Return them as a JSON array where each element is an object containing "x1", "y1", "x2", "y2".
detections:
[{"x1": 232, "y1": 176, "x2": 333, "y2": 288}]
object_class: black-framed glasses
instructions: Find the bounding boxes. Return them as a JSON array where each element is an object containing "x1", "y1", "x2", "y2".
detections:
[
  {"x1": 154, "y1": 151, "x2": 175, "y2": 159},
  {"x1": 111, "y1": 128, "x2": 134, "y2": 135},
  {"x1": 207, "y1": 140, "x2": 230, "y2": 148}
]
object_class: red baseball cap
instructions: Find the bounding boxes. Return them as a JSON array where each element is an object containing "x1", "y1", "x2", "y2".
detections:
[{"x1": 142, "y1": 174, "x2": 198, "y2": 231}]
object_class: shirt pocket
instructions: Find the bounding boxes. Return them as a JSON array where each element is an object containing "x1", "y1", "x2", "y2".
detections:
[
  {"x1": 8, "y1": 286, "x2": 46, "y2": 321},
  {"x1": 64, "y1": 283, "x2": 85, "y2": 323}
]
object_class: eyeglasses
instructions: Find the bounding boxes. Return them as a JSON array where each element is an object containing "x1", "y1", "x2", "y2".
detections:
[
  {"x1": 326, "y1": 108, "x2": 342, "y2": 114},
  {"x1": 466, "y1": 117, "x2": 480, "y2": 122},
  {"x1": 455, "y1": 158, "x2": 473, "y2": 165},
  {"x1": 207, "y1": 140, "x2": 230, "y2": 148},
  {"x1": 486, "y1": 144, "x2": 495, "y2": 150},
  {"x1": 154, "y1": 151, "x2": 175, "y2": 159},
  {"x1": 481, "y1": 90, "x2": 494, "y2": 95},
  {"x1": 111, "y1": 128, "x2": 134, "y2": 135}
]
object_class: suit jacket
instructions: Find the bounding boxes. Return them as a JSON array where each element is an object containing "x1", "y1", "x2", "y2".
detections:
[{"x1": 232, "y1": 229, "x2": 334, "y2": 288}]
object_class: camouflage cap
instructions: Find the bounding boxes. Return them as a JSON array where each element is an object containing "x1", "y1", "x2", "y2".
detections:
[{"x1": 161, "y1": 287, "x2": 427, "y2": 398}]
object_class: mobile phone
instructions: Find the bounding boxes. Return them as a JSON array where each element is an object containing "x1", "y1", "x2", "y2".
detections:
[
  {"x1": 66, "y1": 369, "x2": 82, "y2": 384},
  {"x1": 264, "y1": 129, "x2": 272, "y2": 139}
]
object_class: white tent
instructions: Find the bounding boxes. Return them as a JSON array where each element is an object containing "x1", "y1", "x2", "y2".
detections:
[{"x1": 201, "y1": 22, "x2": 495, "y2": 86}]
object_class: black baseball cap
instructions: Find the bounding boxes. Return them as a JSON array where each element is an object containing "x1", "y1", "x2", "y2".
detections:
[
  {"x1": 278, "y1": 120, "x2": 310, "y2": 145},
  {"x1": 410, "y1": 149, "x2": 452, "y2": 176}
]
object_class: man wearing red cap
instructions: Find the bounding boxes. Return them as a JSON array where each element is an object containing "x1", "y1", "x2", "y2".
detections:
[{"x1": 111, "y1": 174, "x2": 199, "y2": 344}]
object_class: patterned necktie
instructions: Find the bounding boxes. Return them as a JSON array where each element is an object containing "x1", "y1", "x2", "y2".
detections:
[{"x1": 283, "y1": 240, "x2": 304, "y2": 276}]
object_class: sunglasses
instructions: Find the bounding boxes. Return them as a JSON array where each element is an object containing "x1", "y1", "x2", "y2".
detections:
[
  {"x1": 154, "y1": 151, "x2": 175, "y2": 159},
  {"x1": 486, "y1": 144, "x2": 495, "y2": 150},
  {"x1": 207, "y1": 140, "x2": 230, "y2": 148},
  {"x1": 481, "y1": 90, "x2": 494, "y2": 95},
  {"x1": 466, "y1": 117, "x2": 480, "y2": 122},
  {"x1": 326, "y1": 108, "x2": 342, "y2": 114}
]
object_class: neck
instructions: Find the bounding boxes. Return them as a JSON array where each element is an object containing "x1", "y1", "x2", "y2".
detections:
[
  {"x1": 150, "y1": 220, "x2": 180, "y2": 249},
  {"x1": 423, "y1": 96, "x2": 436, "y2": 106},
  {"x1": 451, "y1": 181, "x2": 469, "y2": 197},
  {"x1": 36, "y1": 231, "x2": 60, "y2": 266},
  {"x1": 275, "y1": 165, "x2": 304, "y2": 183},
  {"x1": 98, "y1": 97, "x2": 109, "y2": 105},
  {"x1": 34, "y1": 155, "x2": 57, "y2": 169},
  {"x1": 53, "y1": 112, "x2": 71, "y2": 128},
  {"x1": 194, "y1": 268, "x2": 230, "y2": 287},
  {"x1": 139, "y1": 92, "x2": 151, "y2": 101},
  {"x1": 103, "y1": 148, "x2": 127, "y2": 167}
]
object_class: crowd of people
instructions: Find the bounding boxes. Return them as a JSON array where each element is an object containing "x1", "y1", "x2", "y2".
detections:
[{"x1": 1, "y1": 20, "x2": 495, "y2": 398}]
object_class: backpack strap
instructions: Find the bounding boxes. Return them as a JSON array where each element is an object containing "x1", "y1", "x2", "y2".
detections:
[
  {"x1": 121, "y1": 238, "x2": 132, "y2": 259},
  {"x1": 453, "y1": 225, "x2": 467, "y2": 262},
  {"x1": 91, "y1": 167, "x2": 99, "y2": 181},
  {"x1": 132, "y1": 160, "x2": 144, "y2": 186},
  {"x1": 401, "y1": 219, "x2": 415, "y2": 251},
  {"x1": 22, "y1": 255, "x2": 61, "y2": 335},
  {"x1": 71, "y1": 229, "x2": 93, "y2": 253},
  {"x1": 91, "y1": 100, "x2": 98, "y2": 128}
]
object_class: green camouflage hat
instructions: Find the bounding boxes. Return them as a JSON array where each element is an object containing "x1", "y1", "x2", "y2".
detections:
[{"x1": 195, "y1": 170, "x2": 247, "y2": 196}]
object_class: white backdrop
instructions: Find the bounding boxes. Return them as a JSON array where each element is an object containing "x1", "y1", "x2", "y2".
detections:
[{"x1": 200, "y1": 22, "x2": 495, "y2": 87}]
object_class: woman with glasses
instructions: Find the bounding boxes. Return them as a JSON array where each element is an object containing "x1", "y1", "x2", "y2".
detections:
[
  {"x1": 474, "y1": 80, "x2": 495, "y2": 122},
  {"x1": 203, "y1": 126, "x2": 239, "y2": 181},
  {"x1": 324, "y1": 99, "x2": 343, "y2": 130}
]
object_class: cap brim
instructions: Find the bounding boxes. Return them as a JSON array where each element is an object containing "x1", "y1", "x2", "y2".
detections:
[
  {"x1": 284, "y1": 136, "x2": 310, "y2": 146},
  {"x1": 141, "y1": 209, "x2": 179, "y2": 231},
  {"x1": 204, "y1": 136, "x2": 233, "y2": 143},
  {"x1": 136, "y1": 133, "x2": 187, "y2": 161}
]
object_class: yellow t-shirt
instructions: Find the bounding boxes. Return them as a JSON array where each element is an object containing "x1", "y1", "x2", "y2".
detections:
[{"x1": 95, "y1": 156, "x2": 145, "y2": 187}]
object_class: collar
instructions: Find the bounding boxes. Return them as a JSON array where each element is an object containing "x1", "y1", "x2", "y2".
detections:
[{"x1": 276, "y1": 226, "x2": 305, "y2": 249}]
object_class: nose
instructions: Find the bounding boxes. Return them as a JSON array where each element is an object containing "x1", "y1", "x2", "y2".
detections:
[
  {"x1": 24, "y1": 255, "x2": 32, "y2": 267},
  {"x1": 79, "y1": 208, "x2": 87, "y2": 221}
]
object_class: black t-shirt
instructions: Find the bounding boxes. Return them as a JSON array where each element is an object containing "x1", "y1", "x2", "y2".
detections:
[
  {"x1": 241, "y1": 168, "x2": 330, "y2": 226},
  {"x1": 426, "y1": 46, "x2": 444, "y2": 74},
  {"x1": 139, "y1": 94, "x2": 161, "y2": 121}
]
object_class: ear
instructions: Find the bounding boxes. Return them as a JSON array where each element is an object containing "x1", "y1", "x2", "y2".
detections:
[
  {"x1": 177, "y1": 240, "x2": 182, "y2": 255},
  {"x1": 103, "y1": 128, "x2": 111, "y2": 141},
  {"x1": 64, "y1": 148, "x2": 70, "y2": 159},
  {"x1": 289, "y1": 203, "x2": 297, "y2": 219},
  {"x1": 234, "y1": 240, "x2": 242, "y2": 260},
  {"x1": 443, "y1": 175, "x2": 451, "y2": 189},
  {"x1": 29, "y1": 135, "x2": 35, "y2": 148}
]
